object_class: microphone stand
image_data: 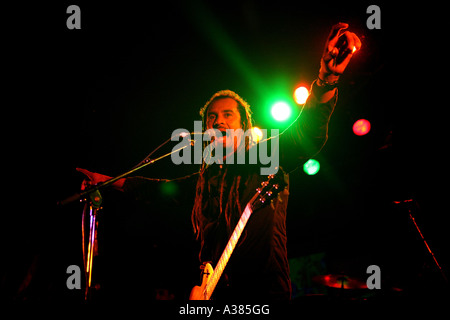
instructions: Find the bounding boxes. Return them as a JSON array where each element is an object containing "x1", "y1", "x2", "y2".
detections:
[
  {"x1": 406, "y1": 203, "x2": 447, "y2": 284},
  {"x1": 57, "y1": 141, "x2": 192, "y2": 300},
  {"x1": 57, "y1": 143, "x2": 191, "y2": 206},
  {"x1": 82, "y1": 188, "x2": 102, "y2": 300},
  {"x1": 395, "y1": 199, "x2": 448, "y2": 284}
]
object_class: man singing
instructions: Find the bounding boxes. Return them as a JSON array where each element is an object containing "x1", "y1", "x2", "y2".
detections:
[{"x1": 77, "y1": 23, "x2": 361, "y2": 300}]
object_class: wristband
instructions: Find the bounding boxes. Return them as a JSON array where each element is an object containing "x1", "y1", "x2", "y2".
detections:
[{"x1": 316, "y1": 76, "x2": 339, "y2": 88}]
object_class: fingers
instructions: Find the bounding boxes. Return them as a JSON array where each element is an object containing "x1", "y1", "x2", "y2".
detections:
[
  {"x1": 80, "y1": 179, "x2": 93, "y2": 191},
  {"x1": 326, "y1": 23, "x2": 362, "y2": 55},
  {"x1": 343, "y1": 31, "x2": 362, "y2": 53},
  {"x1": 76, "y1": 167, "x2": 99, "y2": 182},
  {"x1": 341, "y1": 31, "x2": 355, "y2": 55},
  {"x1": 77, "y1": 168, "x2": 93, "y2": 190},
  {"x1": 327, "y1": 22, "x2": 349, "y2": 42},
  {"x1": 321, "y1": 23, "x2": 362, "y2": 76},
  {"x1": 76, "y1": 168, "x2": 113, "y2": 187},
  {"x1": 326, "y1": 22, "x2": 349, "y2": 52},
  {"x1": 331, "y1": 30, "x2": 362, "y2": 65},
  {"x1": 76, "y1": 167, "x2": 92, "y2": 178}
]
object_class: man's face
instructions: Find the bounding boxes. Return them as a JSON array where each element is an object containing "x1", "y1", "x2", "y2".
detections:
[{"x1": 205, "y1": 98, "x2": 242, "y2": 150}]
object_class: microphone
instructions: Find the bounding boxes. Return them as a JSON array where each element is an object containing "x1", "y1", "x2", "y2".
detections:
[
  {"x1": 177, "y1": 132, "x2": 207, "y2": 146},
  {"x1": 182, "y1": 129, "x2": 227, "y2": 141}
]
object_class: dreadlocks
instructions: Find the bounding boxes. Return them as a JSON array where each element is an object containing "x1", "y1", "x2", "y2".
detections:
[{"x1": 191, "y1": 90, "x2": 253, "y2": 243}]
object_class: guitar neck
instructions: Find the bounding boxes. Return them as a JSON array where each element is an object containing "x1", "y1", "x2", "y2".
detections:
[
  {"x1": 204, "y1": 203, "x2": 253, "y2": 299},
  {"x1": 193, "y1": 173, "x2": 284, "y2": 300}
]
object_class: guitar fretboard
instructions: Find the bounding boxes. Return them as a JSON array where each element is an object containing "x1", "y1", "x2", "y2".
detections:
[{"x1": 203, "y1": 203, "x2": 253, "y2": 300}]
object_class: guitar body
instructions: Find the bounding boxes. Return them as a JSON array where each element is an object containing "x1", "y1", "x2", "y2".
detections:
[{"x1": 189, "y1": 263, "x2": 214, "y2": 300}]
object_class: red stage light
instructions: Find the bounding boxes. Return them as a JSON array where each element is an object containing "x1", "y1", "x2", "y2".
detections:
[{"x1": 353, "y1": 119, "x2": 371, "y2": 136}]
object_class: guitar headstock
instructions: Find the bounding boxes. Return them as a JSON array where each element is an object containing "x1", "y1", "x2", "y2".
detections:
[{"x1": 252, "y1": 170, "x2": 287, "y2": 211}]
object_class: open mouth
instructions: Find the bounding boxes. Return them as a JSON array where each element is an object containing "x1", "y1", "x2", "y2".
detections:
[{"x1": 209, "y1": 128, "x2": 226, "y2": 140}]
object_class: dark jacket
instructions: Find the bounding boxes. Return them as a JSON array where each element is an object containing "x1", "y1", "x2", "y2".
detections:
[{"x1": 123, "y1": 81, "x2": 336, "y2": 300}]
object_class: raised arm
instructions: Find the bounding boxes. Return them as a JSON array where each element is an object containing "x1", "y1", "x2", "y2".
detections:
[
  {"x1": 280, "y1": 23, "x2": 361, "y2": 170},
  {"x1": 316, "y1": 22, "x2": 361, "y2": 103}
]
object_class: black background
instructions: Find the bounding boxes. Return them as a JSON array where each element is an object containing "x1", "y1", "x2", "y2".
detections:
[{"x1": 3, "y1": 0, "x2": 449, "y2": 308}]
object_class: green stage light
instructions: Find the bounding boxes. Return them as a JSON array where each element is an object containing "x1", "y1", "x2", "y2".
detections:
[
  {"x1": 303, "y1": 159, "x2": 320, "y2": 175},
  {"x1": 270, "y1": 101, "x2": 292, "y2": 122},
  {"x1": 160, "y1": 181, "x2": 178, "y2": 198}
]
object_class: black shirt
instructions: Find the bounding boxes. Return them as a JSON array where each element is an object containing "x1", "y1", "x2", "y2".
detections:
[
  {"x1": 199, "y1": 162, "x2": 291, "y2": 300},
  {"x1": 123, "y1": 82, "x2": 336, "y2": 300}
]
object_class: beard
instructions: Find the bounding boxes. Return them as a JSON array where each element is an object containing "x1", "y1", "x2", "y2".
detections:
[{"x1": 206, "y1": 130, "x2": 247, "y2": 164}]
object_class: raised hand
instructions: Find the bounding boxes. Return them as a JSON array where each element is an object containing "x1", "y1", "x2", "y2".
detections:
[
  {"x1": 76, "y1": 168, "x2": 125, "y2": 191},
  {"x1": 320, "y1": 23, "x2": 362, "y2": 79}
]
